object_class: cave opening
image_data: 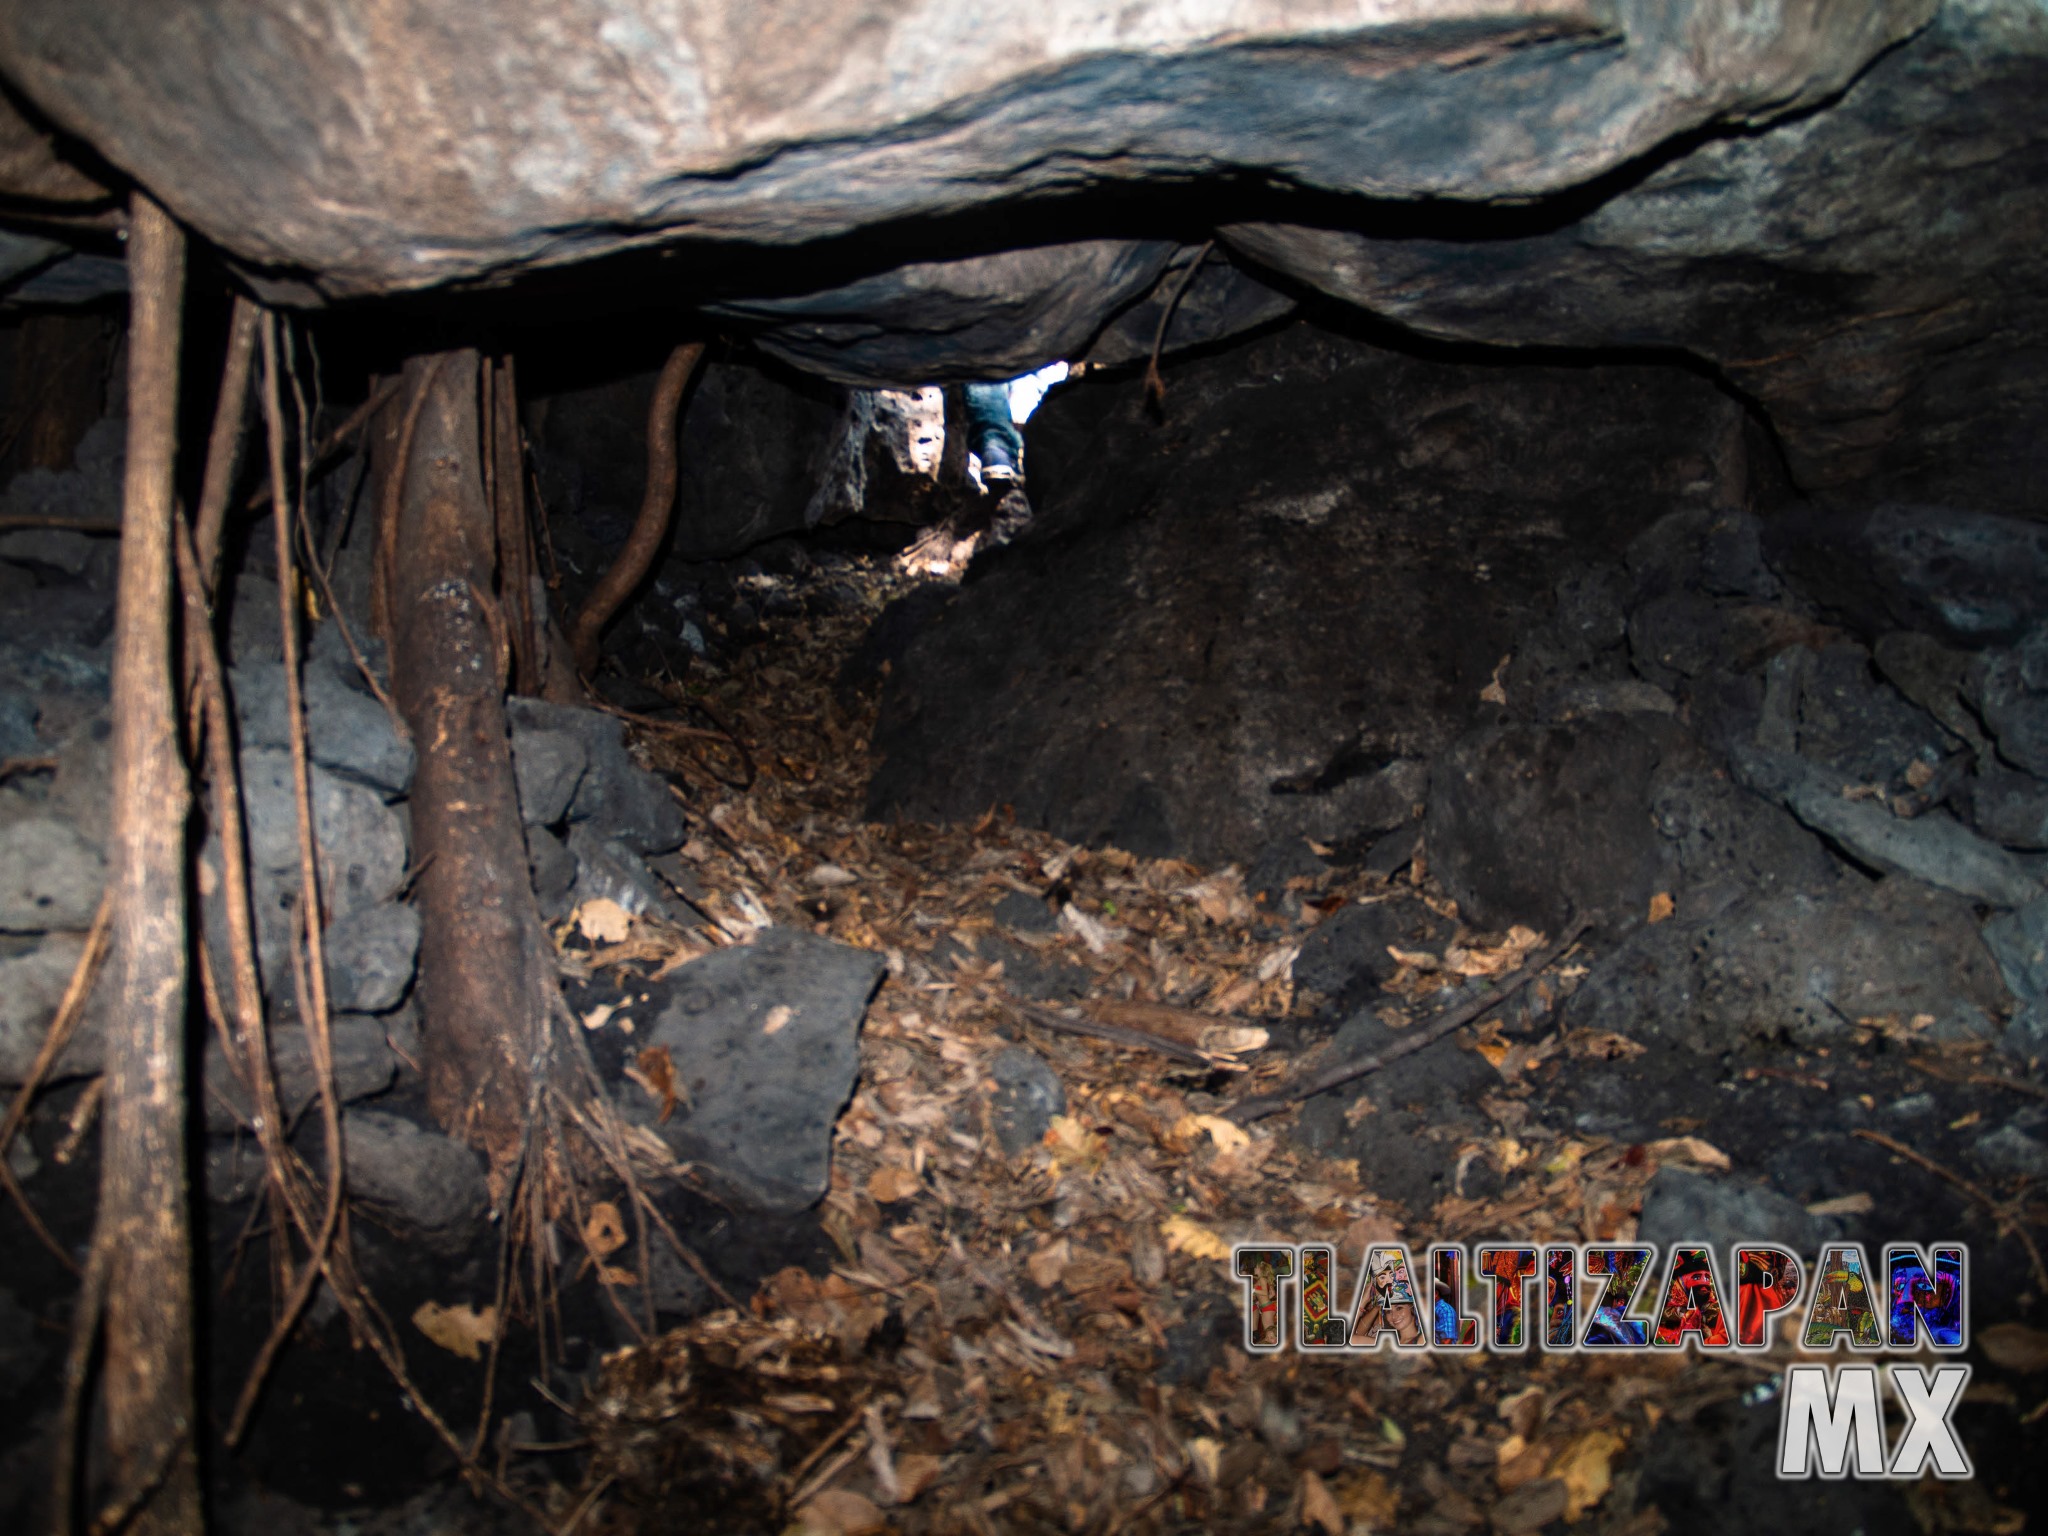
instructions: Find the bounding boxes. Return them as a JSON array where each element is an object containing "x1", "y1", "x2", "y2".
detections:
[{"x1": 1, "y1": 8, "x2": 2045, "y2": 1536}]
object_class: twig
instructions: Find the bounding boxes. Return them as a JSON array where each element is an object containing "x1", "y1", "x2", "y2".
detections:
[
  {"x1": 0, "y1": 1137, "x2": 71, "y2": 1271},
  {"x1": 0, "y1": 890, "x2": 109, "y2": 1165},
  {"x1": 786, "y1": 1432, "x2": 871, "y2": 1513},
  {"x1": 175, "y1": 507, "x2": 313, "y2": 1328},
  {"x1": 1003, "y1": 996, "x2": 1216, "y2": 1068},
  {"x1": 242, "y1": 375, "x2": 401, "y2": 518},
  {"x1": 1908, "y1": 1057, "x2": 2048, "y2": 1103},
  {"x1": 0, "y1": 513, "x2": 121, "y2": 532},
  {"x1": 557, "y1": 1473, "x2": 616, "y2": 1536},
  {"x1": 590, "y1": 693, "x2": 755, "y2": 792},
  {"x1": 1142, "y1": 240, "x2": 1213, "y2": 410},
  {"x1": 1100, "y1": 1468, "x2": 1187, "y2": 1536},
  {"x1": 0, "y1": 888, "x2": 105, "y2": 1269},
  {"x1": 1851, "y1": 1128, "x2": 2048, "y2": 1293},
  {"x1": 370, "y1": 361, "x2": 441, "y2": 643},
  {"x1": 1227, "y1": 919, "x2": 1591, "y2": 1124},
  {"x1": 470, "y1": 1077, "x2": 543, "y2": 1462},
  {"x1": 782, "y1": 1397, "x2": 872, "y2": 1497},
  {"x1": 293, "y1": 484, "x2": 408, "y2": 739}
]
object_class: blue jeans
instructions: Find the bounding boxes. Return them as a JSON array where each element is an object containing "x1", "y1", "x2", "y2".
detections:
[{"x1": 962, "y1": 382, "x2": 1024, "y2": 465}]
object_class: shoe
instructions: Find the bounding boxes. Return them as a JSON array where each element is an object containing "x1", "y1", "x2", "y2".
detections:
[{"x1": 973, "y1": 431, "x2": 1023, "y2": 486}]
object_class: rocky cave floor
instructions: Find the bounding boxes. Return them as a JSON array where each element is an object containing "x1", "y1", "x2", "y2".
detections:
[{"x1": 4, "y1": 383, "x2": 2048, "y2": 1536}]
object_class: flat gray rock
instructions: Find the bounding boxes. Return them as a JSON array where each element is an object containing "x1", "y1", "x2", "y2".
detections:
[
  {"x1": 201, "y1": 1012, "x2": 396, "y2": 1134},
  {"x1": 1734, "y1": 743, "x2": 2046, "y2": 909},
  {"x1": 232, "y1": 655, "x2": 415, "y2": 795},
  {"x1": 1983, "y1": 897, "x2": 2048, "y2": 1007},
  {"x1": 0, "y1": 931, "x2": 100, "y2": 1083},
  {"x1": 340, "y1": 1108, "x2": 490, "y2": 1251},
  {"x1": 239, "y1": 747, "x2": 408, "y2": 917},
  {"x1": 1973, "y1": 1121, "x2": 2048, "y2": 1183},
  {"x1": 0, "y1": 809, "x2": 102, "y2": 933},
  {"x1": 506, "y1": 699, "x2": 684, "y2": 855},
  {"x1": 640, "y1": 926, "x2": 884, "y2": 1213},
  {"x1": 987, "y1": 1046, "x2": 1065, "y2": 1158},
  {"x1": 509, "y1": 725, "x2": 585, "y2": 828},
  {"x1": 1636, "y1": 1166, "x2": 1838, "y2": 1257},
  {"x1": 322, "y1": 902, "x2": 421, "y2": 1014}
]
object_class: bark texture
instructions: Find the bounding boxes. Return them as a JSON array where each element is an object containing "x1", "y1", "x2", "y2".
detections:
[
  {"x1": 99, "y1": 192, "x2": 200, "y2": 1533},
  {"x1": 384, "y1": 350, "x2": 544, "y2": 1186}
]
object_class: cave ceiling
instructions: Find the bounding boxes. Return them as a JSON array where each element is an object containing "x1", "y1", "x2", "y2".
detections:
[{"x1": 0, "y1": 0, "x2": 2041, "y2": 508}]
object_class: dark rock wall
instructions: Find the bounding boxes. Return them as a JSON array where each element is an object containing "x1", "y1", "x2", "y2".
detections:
[{"x1": 867, "y1": 322, "x2": 1743, "y2": 867}]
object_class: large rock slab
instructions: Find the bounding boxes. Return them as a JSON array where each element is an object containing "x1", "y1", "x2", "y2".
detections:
[
  {"x1": 1427, "y1": 714, "x2": 1667, "y2": 934},
  {"x1": 636, "y1": 927, "x2": 884, "y2": 1213},
  {"x1": 868, "y1": 322, "x2": 1740, "y2": 867},
  {"x1": 1564, "y1": 876, "x2": 2009, "y2": 1053},
  {"x1": 1224, "y1": 5, "x2": 2048, "y2": 514},
  {"x1": 0, "y1": 2, "x2": 1925, "y2": 299}
]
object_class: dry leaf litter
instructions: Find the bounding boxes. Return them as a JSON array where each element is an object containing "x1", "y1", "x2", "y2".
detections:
[{"x1": 475, "y1": 554, "x2": 2034, "y2": 1536}]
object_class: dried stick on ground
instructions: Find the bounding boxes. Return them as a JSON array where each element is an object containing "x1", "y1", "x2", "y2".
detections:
[
  {"x1": 191, "y1": 293, "x2": 260, "y2": 589},
  {"x1": 384, "y1": 349, "x2": 558, "y2": 1188},
  {"x1": 1002, "y1": 997, "x2": 1217, "y2": 1068},
  {"x1": 1226, "y1": 919, "x2": 1591, "y2": 1125},
  {"x1": 92, "y1": 189, "x2": 202, "y2": 1533},
  {"x1": 567, "y1": 340, "x2": 704, "y2": 675}
]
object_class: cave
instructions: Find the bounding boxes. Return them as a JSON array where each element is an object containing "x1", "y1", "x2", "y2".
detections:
[{"x1": 1, "y1": 5, "x2": 2045, "y2": 1534}]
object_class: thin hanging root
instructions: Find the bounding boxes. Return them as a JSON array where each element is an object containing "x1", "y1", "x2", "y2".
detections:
[
  {"x1": 567, "y1": 340, "x2": 704, "y2": 675},
  {"x1": 51, "y1": 1234, "x2": 108, "y2": 1531},
  {"x1": 173, "y1": 510, "x2": 309, "y2": 1310},
  {"x1": 224, "y1": 315, "x2": 351, "y2": 1445},
  {"x1": 1142, "y1": 239, "x2": 1213, "y2": 410},
  {"x1": 548, "y1": 1084, "x2": 741, "y2": 1314},
  {"x1": 470, "y1": 1079, "x2": 546, "y2": 1462},
  {"x1": 0, "y1": 890, "x2": 108, "y2": 1271},
  {"x1": 192, "y1": 294, "x2": 261, "y2": 590},
  {"x1": 293, "y1": 488, "x2": 406, "y2": 739}
]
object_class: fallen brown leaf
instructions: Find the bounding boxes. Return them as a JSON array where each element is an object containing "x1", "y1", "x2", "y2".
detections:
[
  {"x1": 1553, "y1": 1428, "x2": 1622, "y2": 1519},
  {"x1": 797, "y1": 1488, "x2": 889, "y2": 1535},
  {"x1": 573, "y1": 896, "x2": 633, "y2": 944},
  {"x1": 582, "y1": 1200, "x2": 627, "y2": 1259},
  {"x1": 1644, "y1": 1135, "x2": 1731, "y2": 1172},
  {"x1": 868, "y1": 1165, "x2": 920, "y2": 1204},
  {"x1": 1980, "y1": 1322, "x2": 2048, "y2": 1373},
  {"x1": 1160, "y1": 1214, "x2": 1230, "y2": 1261},
  {"x1": 627, "y1": 1044, "x2": 681, "y2": 1123},
  {"x1": 412, "y1": 1300, "x2": 497, "y2": 1361},
  {"x1": 1299, "y1": 1470, "x2": 1344, "y2": 1536}
]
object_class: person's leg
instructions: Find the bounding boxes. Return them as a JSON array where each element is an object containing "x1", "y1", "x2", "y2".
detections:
[{"x1": 961, "y1": 381, "x2": 1025, "y2": 483}]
